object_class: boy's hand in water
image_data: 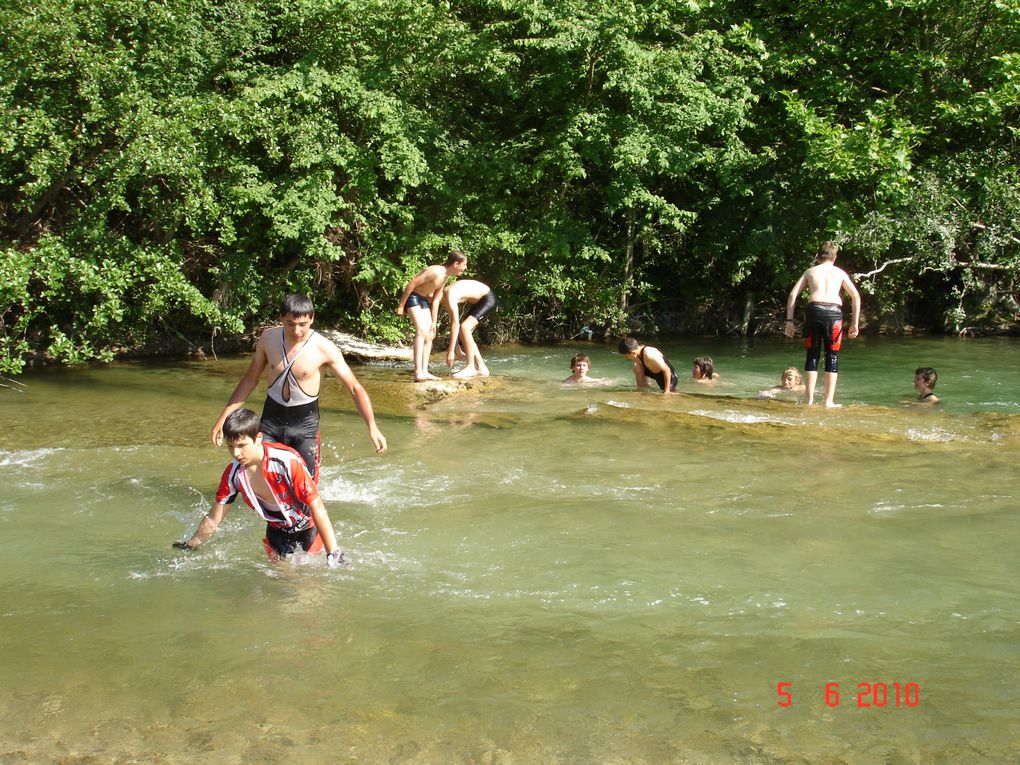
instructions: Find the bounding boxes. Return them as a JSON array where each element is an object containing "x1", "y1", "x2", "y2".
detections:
[
  {"x1": 326, "y1": 550, "x2": 350, "y2": 569},
  {"x1": 172, "y1": 541, "x2": 196, "y2": 551}
]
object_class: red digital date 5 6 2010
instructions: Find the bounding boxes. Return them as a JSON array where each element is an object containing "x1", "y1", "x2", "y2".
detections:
[{"x1": 777, "y1": 681, "x2": 920, "y2": 708}]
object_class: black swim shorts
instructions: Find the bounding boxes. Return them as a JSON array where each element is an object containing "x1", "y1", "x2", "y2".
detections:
[
  {"x1": 465, "y1": 291, "x2": 498, "y2": 323},
  {"x1": 261, "y1": 398, "x2": 321, "y2": 483}
]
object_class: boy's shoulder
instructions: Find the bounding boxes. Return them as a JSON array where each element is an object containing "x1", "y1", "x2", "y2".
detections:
[
  {"x1": 255, "y1": 325, "x2": 281, "y2": 343},
  {"x1": 309, "y1": 331, "x2": 345, "y2": 363}
]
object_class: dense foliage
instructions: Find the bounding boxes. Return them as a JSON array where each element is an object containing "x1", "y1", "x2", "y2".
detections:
[{"x1": 2, "y1": 0, "x2": 1017, "y2": 371}]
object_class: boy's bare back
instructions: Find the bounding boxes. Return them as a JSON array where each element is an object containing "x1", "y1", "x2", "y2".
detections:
[{"x1": 801, "y1": 261, "x2": 853, "y2": 304}]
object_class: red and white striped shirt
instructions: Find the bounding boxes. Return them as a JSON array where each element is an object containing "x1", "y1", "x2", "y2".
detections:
[{"x1": 215, "y1": 442, "x2": 320, "y2": 531}]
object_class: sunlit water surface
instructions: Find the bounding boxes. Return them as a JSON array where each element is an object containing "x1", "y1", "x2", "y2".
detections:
[{"x1": 1, "y1": 337, "x2": 1018, "y2": 764}]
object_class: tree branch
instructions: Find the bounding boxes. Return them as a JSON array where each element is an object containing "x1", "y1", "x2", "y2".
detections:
[
  {"x1": 853, "y1": 257, "x2": 915, "y2": 280},
  {"x1": 854, "y1": 256, "x2": 1016, "y2": 280}
]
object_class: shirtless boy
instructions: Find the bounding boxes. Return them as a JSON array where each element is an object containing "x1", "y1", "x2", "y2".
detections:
[
  {"x1": 563, "y1": 353, "x2": 592, "y2": 385},
  {"x1": 178, "y1": 409, "x2": 348, "y2": 567},
  {"x1": 785, "y1": 241, "x2": 861, "y2": 407},
  {"x1": 691, "y1": 356, "x2": 720, "y2": 383},
  {"x1": 210, "y1": 294, "x2": 387, "y2": 483},
  {"x1": 443, "y1": 278, "x2": 497, "y2": 378},
  {"x1": 396, "y1": 250, "x2": 468, "y2": 381},
  {"x1": 618, "y1": 337, "x2": 679, "y2": 393},
  {"x1": 913, "y1": 367, "x2": 940, "y2": 404}
]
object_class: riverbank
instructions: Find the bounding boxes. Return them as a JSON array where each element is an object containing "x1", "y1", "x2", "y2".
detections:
[{"x1": 7, "y1": 309, "x2": 1018, "y2": 373}]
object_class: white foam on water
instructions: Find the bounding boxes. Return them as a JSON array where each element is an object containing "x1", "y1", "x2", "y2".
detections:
[
  {"x1": 317, "y1": 471, "x2": 387, "y2": 505},
  {"x1": 690, "y1": 409, "x2": 801, "y2": 426},
  {"x1": 905, "y1": 426, "x2": 956, "y2": 442},
  {"x1": 0, "y1": 448, "x2": 63, "y2": 468},
  {"x1": 318, "y1": 462, "x2": 463, "y2": 509},
  {"x1": 128, "y1": 547, "x2": 241, "y2": 579}
]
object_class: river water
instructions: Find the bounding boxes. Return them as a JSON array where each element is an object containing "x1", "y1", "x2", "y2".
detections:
[{"x1": 1, "y1": 337, "x2": 1018, "y2": 764}]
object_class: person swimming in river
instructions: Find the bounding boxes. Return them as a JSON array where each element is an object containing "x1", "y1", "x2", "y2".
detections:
[
  {"x1": 691, "y1": 356, "x2": 720, "y2": 383},
  {"x1": 177, "y1": 409, "x2": 349, "y2": 567},
  {"x1": 209, "y1": 293, "x2": 386, "y2": 483},
  {"x1": 618, "y1": 337, "x2": 678, "y2": 393},
  {"x1": 562, "y1": 352, "x2": 610, "y2": 386},
  {"x1": 396, "y1": 250, "x2": 469, "y2": 381},
  {"x1": 759, "y1": 367, "x2": 806, "y2": 399},
  {"x1": 913, "y1": 367, "x2": 940, "y2": 404},
  {"x1": 563, "y1": 352, "x2": 593, "y2": 385}
]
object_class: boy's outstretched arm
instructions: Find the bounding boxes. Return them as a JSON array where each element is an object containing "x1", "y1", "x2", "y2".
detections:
[
  {"x1": 396, "y1": 271, "x2": 425, "y2": 315},
  {"x1": 632, "y1": 359, "x2": 649, "y2": 388},
  {"x1": 309, "y1": 496, "x2": 339, "y2": 556},
  {"x1": 445, "y1": 295, "x2": 462, "y2": 368},
  {"x1": 211, "y1": 340, "x2": 269, "y2": 446},
  {"x1": 324, "y1": 343, "x2": 387, "y2": 454},
  {"x1": 785, "y1": 272, "x2": 807, "y2": 338},
  {"x1": 174, "y1": 502, "x2": 229, "y2": 550},
  {"x1": 843, "y1": 274, "x2": 862, "y2": 338}
]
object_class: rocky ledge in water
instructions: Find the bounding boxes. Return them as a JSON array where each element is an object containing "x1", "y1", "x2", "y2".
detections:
[
  {"x1": 356, "y1": 374, "x2": 502, "y2": 414},
  {"x1": 319, "y1": 330, "x2": 413, "y2": 362}
]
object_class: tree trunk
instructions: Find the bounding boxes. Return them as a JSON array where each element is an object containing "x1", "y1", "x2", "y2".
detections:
[
  {"x1": 741, "y1": 291, "x2": 754, "y2": 336},
  {"x1": 621, "y1": 206, "x2": 636, "y2": 314}
]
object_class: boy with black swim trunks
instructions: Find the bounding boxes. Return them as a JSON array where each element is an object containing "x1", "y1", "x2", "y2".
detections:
[
  {"x1": 396, "y1": 250, "x2": 469, "y2": 381},
  {"x1": 618, "y1": 336, "x2": 678, "y2": 393},
  {"x1": 443, "y1": 278, "x2": 497, "y2": 378},
  {"x1": 210, "y1": 294, "x2": 386, "y2": 483},
  {"x1": 178, "y1": 409, "x2": 348, "y2": 566},
  {"x1": 784, "y1": 241, "x2": 861, "y2": 407}
]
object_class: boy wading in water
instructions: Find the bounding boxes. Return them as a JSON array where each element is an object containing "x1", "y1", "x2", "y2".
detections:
[
  {"x1": 179, "y1": 409, "x2": 349, "y2": 567},
  {"x1": 785, "y1": 241, "x2": 861, "y2": 407},
  {"x1": 210, "y1": 294, "x2": 387, "y2": 482},
  {"x1": 396, "y1": 250, "x2": 469, "y2": 381}
]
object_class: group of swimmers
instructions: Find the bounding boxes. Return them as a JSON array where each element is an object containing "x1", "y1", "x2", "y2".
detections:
[
  {"x1": 392, "y1": 241, "x2": 866, "y2": 407},
  {"x1": 565, "y1": 348, "x2": 939, "y2": 405},
  {"x1": 589, "y1": 241, "x2": 938, "y2": 407},
  {"x1": 173, "y1": 241, "x2": 938, "y2": 569}
]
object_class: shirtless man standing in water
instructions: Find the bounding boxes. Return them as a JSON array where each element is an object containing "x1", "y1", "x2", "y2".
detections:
[
  {"x1": 210, "y1": 294, "x2": 387, "y2": 482},
  {"x1": 396, "y1": 250, "x2": 469, "y2": 381},
  {"x1": 443, "y1": 278, "x2": 497, "y2": 378},
  {"x1": 785, "y1": 241, "x2": 862, "y2": 407}
]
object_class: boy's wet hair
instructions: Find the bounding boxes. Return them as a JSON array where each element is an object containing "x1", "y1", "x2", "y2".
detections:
[
  {"x1": 446, "y1": 250, "x2": 468, "y2": 266},
  {"x1": 782, "y1": 366, "x2": 801, "y2": 382},
  {"x1": 915, "y1": 367, "x2": 938, "y2": 388},
  {"x1": 693, "y1": 356, "x2": 715, "y2": 378},
  {"x1": 280, "y1": 293, "x2": 315, "y2": 318},
  {"x1": 570, "y1": 353, "x2": 591, "y2": 369},
  {"x1": 816, "y1": 241, "x2": 839, "y2": 261},
  {"x1": 617, "y1": 337, "x2": 640, "y2": 354},
  {"x1": 223, "y1": 409, "x2": 262, "y2": 442}
]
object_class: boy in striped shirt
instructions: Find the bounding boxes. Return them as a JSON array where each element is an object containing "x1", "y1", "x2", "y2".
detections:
[{"x1": 175, "y1": 409, "x2": 348, "y2": 567}]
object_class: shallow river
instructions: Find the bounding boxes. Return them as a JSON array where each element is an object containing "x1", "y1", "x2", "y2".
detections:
[{"x1": 1, "y1": 336, "x2": 1018, "y2": 764}]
